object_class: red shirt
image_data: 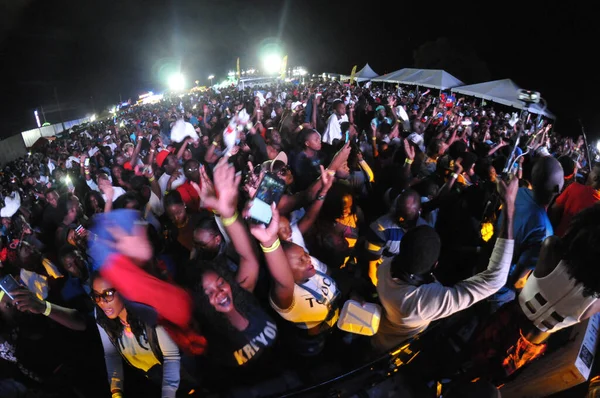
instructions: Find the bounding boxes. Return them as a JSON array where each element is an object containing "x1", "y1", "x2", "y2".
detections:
[{"x1": 554, "y1": 183, "x2": 600, "y2": 236}]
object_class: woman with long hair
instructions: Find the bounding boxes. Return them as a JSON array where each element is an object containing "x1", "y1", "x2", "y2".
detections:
[
  {"x1": 92, "y1": 273, "x2": 182, "y2": 398},
  {"x1": 189, "y1": 159, "x2": 293, "y2": 385}
]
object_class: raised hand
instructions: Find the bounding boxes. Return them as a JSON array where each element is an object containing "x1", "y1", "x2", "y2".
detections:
[
  {"x1": 319, "y1": 165, "x2": 334, "y2": 193},
  {"x1": 249, "y1": 203, "x2": 280, "y2": 245},
  {"x1": 403, "y1": 139, "x2": 415, "y2": 161},
  {"x1": 102, "y1": 222, "x2": 153, "y2": 263},
  {"x1": 496, "y1": 175, "x2": 519, "y2": 214},
  {"x1": 195, "y1": 158, "x2": 241, "y2": 217}
]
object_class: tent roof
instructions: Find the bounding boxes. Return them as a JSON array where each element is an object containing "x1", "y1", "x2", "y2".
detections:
[
  {"x1": 356, "y1": 63, "x2": 378, "y2": 79},
  {"x1": 340, "y1": 63, "x2": 380, "y2": 82},
  {"x1": 372, "y1": 68, "x2": 464, "y2": 90},
  {"x1": 451, "y1": 78, "x2": 555, "y2": 119}
]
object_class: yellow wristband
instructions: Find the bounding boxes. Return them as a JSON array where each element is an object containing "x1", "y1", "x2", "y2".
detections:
[
  {"x1": 221, "y1": 211, "x2": 238, "y2": 227},
  {"x1": 405, "y1": 158, "x2": 414, "y2": 165},
  {"x1": 43, "y1": 301, "x2": 52, "y2": 316},
  {"x1": 148, "y1": 176, "x2": 155, "y2": 182},
  {"x1": 260, "y1": 239, "x2": 281, "y2": 253}
]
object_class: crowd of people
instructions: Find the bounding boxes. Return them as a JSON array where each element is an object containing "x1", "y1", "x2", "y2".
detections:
[{"x1": 0, "y1": 80, "x2": 599, "y2": 398}]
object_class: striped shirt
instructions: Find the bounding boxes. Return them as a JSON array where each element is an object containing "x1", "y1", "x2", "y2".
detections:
[{"x1": 365, "y1": 214, "x2": 430, "y2": 260}]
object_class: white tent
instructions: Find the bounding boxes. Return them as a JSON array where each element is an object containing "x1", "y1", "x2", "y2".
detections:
[
  {"x1": 372, "y1": 68, "x2": 464, "y2": 90},
  {"x1": 341, "y1": 63, "x2": 379, "y2": 82},
  {"x1": 451, "y1": 78, "x2": 555, "y2": 119}
]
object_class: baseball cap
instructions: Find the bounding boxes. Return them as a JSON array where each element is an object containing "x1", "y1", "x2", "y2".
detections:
[
  {"x1": 376, "y1": 105, "x2": 385, "y2": 113},
  {"x1": 263, "y1": 151, "x2": 288, "y2": 173},
  {"x1": 291, "y1": 101, "x2": 304, "y2": 111},
  {"x1": 156, "y1": 150, "x2": 171, "y2": 167}
]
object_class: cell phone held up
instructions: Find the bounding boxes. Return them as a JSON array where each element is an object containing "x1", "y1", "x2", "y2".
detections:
[
  {"x1": 0, "y1": 274, "x2": 21, "y2": 300},
  {"x1": 248, "y1": 172, "x2": 286, "y2": 225}
]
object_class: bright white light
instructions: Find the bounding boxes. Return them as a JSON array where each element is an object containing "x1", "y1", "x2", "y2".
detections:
[
  {"x1": 110, "y1": 107, "x2": 116, "y2": 114},
  {"x1": 596, "y1": 141, "x2": 600, "y2": 152},
  {"x1": 299, "y1": 68, "x2": 307, "y2": 76},
  {"x1": 263, "y1": 54, "x2": 282, "y2": 75},
  {"x1": 34, "y1": 110, "x2": 41, "y2": 127},
  {"x1": 227, "y1": 71, "x2": 235, "y2": 77},
  {"x1": 208, "y1": 75, "x2": 215, "y2": 80},
  {"x1": 168, "y1": 73, "x2": 185, "y2": 91},
  {"x1": 90, "y1": 114, "x2": 97, "y2": 122},
  {"x1": 193, "y1": 104, "x2": 197, "y2": 110}
]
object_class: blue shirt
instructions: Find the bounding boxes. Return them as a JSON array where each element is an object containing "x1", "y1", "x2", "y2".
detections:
[{"x1": 489, "y1": 188, "x2": 553, "y2": 310}]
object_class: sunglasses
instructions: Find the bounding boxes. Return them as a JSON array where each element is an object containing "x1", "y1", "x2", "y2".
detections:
[
  {"x1": 91, "y1": 288, "x2": 117, "y2": 304},
  {"x1": 276, "y1": 165, "x2": 290, "y2": 176}
]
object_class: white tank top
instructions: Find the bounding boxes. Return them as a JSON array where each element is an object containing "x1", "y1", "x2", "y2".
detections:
[{"x1": 519, "y1": 260, "x2": 598, "y2": 333}]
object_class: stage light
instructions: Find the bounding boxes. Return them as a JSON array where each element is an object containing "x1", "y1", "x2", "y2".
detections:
[
  {"x1": 596, "y1": 141, "x2": 600, "y2": 152},
  {"x1": 90, "y1": 114, "x2": 97, "y2": 122},
  {"x1": 168, "y1": 73, "x2": 185, "y2": 91},
  {"x1": 263, "y1": 54, "x2": 282, "y2": 75}
]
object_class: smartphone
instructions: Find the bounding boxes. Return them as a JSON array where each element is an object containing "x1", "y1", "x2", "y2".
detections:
[
  {"x1": 345, "y1": 131, "x2": 350, "y2": 143},
  {"x1": 0, "y1": 275, "x2": 21, "y2": 300},
  {"x1": 255, "y1": 173, "x2": 286, "y2": 206},
  {"x1": 84, "y1": 158, "x2": 90, "y2": 167},
  {"x1": 249, "y1": 173, "x2": 286, "y2": 225},
  {"x1": 248, "y1": 198, "x2": 273, "y2": 225}
]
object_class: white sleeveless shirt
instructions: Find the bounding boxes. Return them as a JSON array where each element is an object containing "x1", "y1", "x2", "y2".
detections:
[{"x1": 519, "y1": 260, "x2": 598, "y2": 333}]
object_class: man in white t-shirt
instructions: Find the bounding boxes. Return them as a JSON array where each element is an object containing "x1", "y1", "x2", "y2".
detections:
[
  {"x1": 155, "y1": 150, "x2": 185, "y2": 194},
  {"x1": 271, "y1": 242, "x2": 339, "y2": 330},
  {"x1": 322, "y1": 100, "x2": 348, "y2": 145}
]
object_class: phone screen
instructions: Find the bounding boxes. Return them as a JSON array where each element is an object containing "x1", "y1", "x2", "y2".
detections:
[
  {"x1": 255, "y1": 173, "x2": 286, "y2": 206},
  {"x1": 345, "y1": 131, "x2": 349, "y2": 143},
  {"x1": 0, "y1": 275, "x2": 21, "y2": 300},
  {"x1": 84, "y1": 158, "x2": 90, "y2": 167},
  {"x1": 248, "y1": 198, "x2": 272, "y2": 225}
]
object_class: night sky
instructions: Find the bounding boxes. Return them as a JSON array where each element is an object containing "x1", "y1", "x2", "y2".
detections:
[{"x1": 1, "y1": 1, "x2": 598, "y2": 140}]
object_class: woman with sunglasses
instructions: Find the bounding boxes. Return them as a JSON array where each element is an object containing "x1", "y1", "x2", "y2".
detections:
[{"x1": 92, "y1": 274, "x2": 181, "y2": 398}]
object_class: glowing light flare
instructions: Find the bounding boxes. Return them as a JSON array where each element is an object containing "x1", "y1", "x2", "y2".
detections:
[
  {"x1": 168, "y1": 73, "x2": 185, "y2": 91},
  {"x1": 90, "y1": 114, "x2": 97, "y2": 122},
  {"x1": 596, "y1": 141, "x2": 600, "y2": 152},
  {"x1": 139, "y1": 91, "x2": 154, "y2": 99},
  {"x1": 263, "y1": 54, "x2": 282, "y2": 75},
  {"x1": 208, "y1": 75, "x2": 215, "y2": 80}
]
